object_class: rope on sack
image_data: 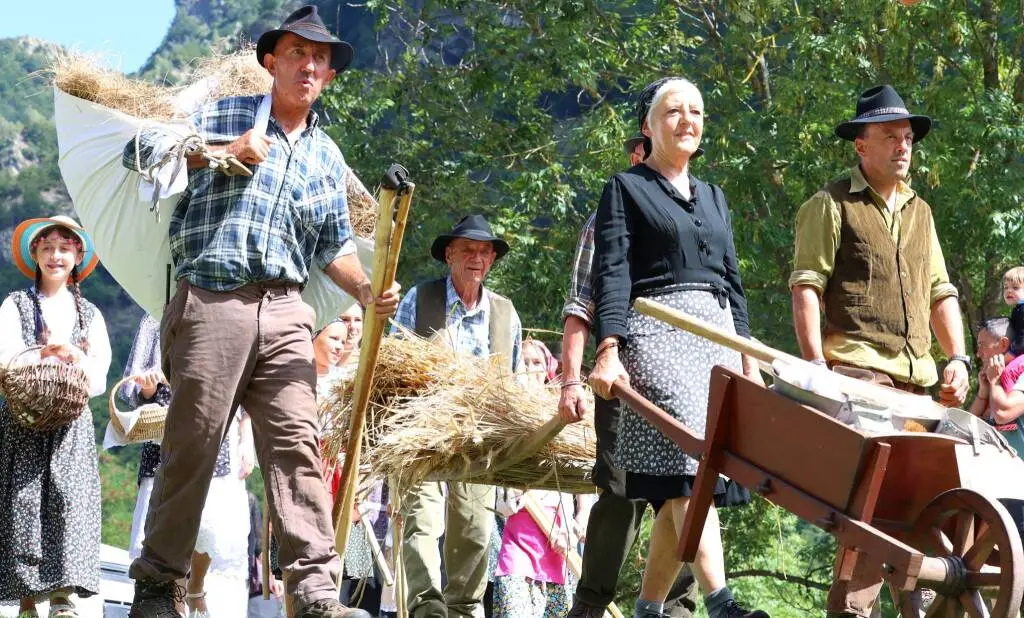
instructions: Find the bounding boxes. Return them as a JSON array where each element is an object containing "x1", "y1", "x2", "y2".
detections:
[{"x1": 132, "y1": 127, "x2": 252, "y2": 222}]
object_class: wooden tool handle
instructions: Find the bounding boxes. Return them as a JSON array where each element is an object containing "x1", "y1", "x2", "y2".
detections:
[
  {"x1": 333, "y1": 179, "x2": 416, "y2": 568},
  {"x1": 632, "y1": 297, "x2": 946, "y2": 419},
  {"x1": 357, "y1": 504, "x2": 395, "y2": 587}
]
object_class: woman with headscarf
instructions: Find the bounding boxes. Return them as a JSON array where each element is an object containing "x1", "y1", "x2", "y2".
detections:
[{"x1": 588, "y1": 78, "x2": 768, "y2": 618}]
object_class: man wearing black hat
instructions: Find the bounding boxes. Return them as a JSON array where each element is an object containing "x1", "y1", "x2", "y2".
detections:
[
  {"x1": 559, "y1": 135, "x2": 698, "y2": 618},
  {"x1": 122, "y1": 6, "x2": 394, "y2": 618},
  {"x1": 390, "y1": 214, "x2": 522, "y2": 618},
  {"x1": 789, "y1": 85, "x2": 969, "y2": 617}
]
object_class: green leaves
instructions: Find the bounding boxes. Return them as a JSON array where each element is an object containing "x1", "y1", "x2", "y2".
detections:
[{"x1": 315, "y1": 2, "x2": 1023, "y2": 612}]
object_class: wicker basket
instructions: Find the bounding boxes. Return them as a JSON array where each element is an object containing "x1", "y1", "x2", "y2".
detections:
[
  {"x1": 109, "y1": 376, "x2": 167, "y2": 443},
  {"x1": 0, "y1": 345, "x2": 90, "y2": 431}
]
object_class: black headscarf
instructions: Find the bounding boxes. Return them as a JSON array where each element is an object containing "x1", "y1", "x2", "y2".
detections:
[{"x1": 634, "y1": 77, "x2": 704, "y2": 160}]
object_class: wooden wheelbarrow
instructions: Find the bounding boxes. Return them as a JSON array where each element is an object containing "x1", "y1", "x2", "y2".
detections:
[{"x1": 609, "y1": 298, "x2": 1024, "y2": 618}]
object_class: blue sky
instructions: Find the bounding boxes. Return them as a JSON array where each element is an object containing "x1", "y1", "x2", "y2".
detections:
[{"x1": 0, "y1": 0, "x2": 176, "y2": 72}]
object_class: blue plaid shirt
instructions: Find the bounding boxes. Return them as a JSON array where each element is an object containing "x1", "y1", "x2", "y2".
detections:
[
  {"x1": 391, "y1": 277, "x2": 522, "y2": 371},
  {"x1": 562, "y1": 212, "x2": 596, "y2": 325},
  {"x1": 123, "y1": 95, "x2": 353, "y2": 291}
]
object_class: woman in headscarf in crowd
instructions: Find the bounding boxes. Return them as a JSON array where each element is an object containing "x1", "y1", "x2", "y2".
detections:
[
  {"x1": 118, "y1": 314, "x2": 255, "y2": 618},
  {"x1": 521, "y1": 338, "x2": 559, "y2": 388},
  {"x1": 588, "y1": 78, "x2": 767, "y2": 618}
]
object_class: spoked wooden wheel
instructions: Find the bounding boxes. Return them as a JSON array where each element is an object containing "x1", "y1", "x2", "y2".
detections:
[{"x1": 907, "y1": 489, "x2": 1024, "y2": 617}]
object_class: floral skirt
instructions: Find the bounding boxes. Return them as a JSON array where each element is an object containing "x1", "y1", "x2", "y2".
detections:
[
  {"x1": 0, "y1": 401, "x2": 101, "y2": 600},
  {"x1": 615, "y1": 288, "x2": 749, "y2": 506}
]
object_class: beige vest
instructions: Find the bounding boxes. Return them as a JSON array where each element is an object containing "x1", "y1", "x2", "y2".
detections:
[{"x1": 413, "y1": 278, "x2": 516, "y2": 371}]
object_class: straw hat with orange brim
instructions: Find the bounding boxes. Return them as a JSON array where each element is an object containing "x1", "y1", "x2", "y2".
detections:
[{"x1": 11, "y1": 216, "x2": 99, "y2": 281}]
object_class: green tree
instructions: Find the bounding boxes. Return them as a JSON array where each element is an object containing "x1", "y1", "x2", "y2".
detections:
[{"x1": 317, "y1": 1, "x2": 1024, "y2": 613}]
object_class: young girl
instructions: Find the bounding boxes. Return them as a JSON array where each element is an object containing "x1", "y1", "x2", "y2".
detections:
[
  {"x1": 0, "y1": 216, "x2": 111, "y2": 618},
  {"x1": 493, "y1": 490, "x2": 581, "y2": 618},
  {"x1": 118, "y1": 315, "x2": 255, "y2": 618}
]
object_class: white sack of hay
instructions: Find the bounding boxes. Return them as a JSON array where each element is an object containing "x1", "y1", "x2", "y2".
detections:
[{"x1": 52, "y1": 52, "x2": 375, "y2": 329}]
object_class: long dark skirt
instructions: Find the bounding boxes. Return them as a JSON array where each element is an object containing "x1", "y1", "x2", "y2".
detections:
[{"x1": 0, "y1": 400, "x2": 101, "y2": 601}]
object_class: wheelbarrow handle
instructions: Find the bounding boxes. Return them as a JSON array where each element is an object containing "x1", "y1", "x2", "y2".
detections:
[{"x1": 611, "y1": 380, "x2": 705, "y2": 460}]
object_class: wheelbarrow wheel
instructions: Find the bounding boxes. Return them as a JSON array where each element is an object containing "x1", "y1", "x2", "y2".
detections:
[{"x1": 908, "y1": 488, "x2": 1023, "y2": 618}]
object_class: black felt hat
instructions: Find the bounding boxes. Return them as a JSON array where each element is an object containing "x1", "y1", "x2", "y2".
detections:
[
  {"x1": 430, "y1": 214, "x2": 510, "y2": 263},
  {"x1": 835, "y1": 85, "x2": 931, "y2": 141},
  {"x1": 256, "y1": 5, "x2": 354, "y2": 74}
]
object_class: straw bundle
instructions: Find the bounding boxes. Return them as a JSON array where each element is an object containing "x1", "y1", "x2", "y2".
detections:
[
  {"x1": 50, "y1": 51, "x2": 377, "y2": 238},
  {"x1": 322, "y1": 330, "x2": 597, "y2": 496},
  {"x1": 51, "y1": 50, "x2": 272, "y2": 121}
]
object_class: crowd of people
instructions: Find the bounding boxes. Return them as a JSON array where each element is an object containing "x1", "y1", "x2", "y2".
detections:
[{"x1": 1, "y1": 5, "x2": 1024, "y2": 618}]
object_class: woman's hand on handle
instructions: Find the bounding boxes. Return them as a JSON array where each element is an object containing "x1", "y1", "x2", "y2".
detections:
[
  {"x1": 588, "y1": 338, "x2": 629, "y2": 400},
  {"x1": 557, "y1": 383, "x2": 590, "y2": 423}
]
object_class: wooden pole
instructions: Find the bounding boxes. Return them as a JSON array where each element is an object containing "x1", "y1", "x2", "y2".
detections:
[
  {"x1": 261, "y1": 496, "x2": 271, "y2": 601},
  {"x1": 357, "y1": 503, "x2": 395, "y2": 587},
  {"x1": 631, "y1": 296, "x2": 946, "y2": 420},
  {"x1": 391, "y1": 487, "x2": 409, "y2": 618},
  {"x1": 520, "y1": 493, "x2": 625, "y2": 618},
  {"x1": 333, "y1": 177, "x2": 415, "y2": 565}
]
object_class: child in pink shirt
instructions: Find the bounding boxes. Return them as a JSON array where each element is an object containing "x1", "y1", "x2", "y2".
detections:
[{"x1": 493, "y1": 489, "x2": 580, "y2": 618}]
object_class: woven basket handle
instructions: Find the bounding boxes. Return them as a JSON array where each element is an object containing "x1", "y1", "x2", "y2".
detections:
[
  {"x1": 3, "y1": 345, "x2": 45, "y2": 374},
  {"x1": 109, "y1": 375, "x2": 134, "y2": 417},
  {"x1": 110, "y1": 374, "x2": 169, "y2": 414}
]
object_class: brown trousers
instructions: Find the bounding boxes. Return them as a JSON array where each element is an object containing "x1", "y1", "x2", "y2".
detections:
[
  {"x1": 128, "y1": 281, "x2": 341, "y2": 608},
  {"x1": 826, "y1": 362, "x2": 926, "y2": 617}
]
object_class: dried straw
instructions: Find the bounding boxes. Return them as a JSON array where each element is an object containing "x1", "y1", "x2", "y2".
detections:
[
  {"x1": 51, "y1": 50, "x2": 271, "y2": 121},
  {"x1": 322, "y1": 329, "x2": 597, "y2": 496},
  {"x1": 50, "y1": 51, "x2": 377, "y2": 238}
]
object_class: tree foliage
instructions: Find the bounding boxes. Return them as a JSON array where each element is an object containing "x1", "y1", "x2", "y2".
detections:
[
  {"x1": 1, "y1": 0, "x2": 1023, "y2": 612},
  {"x1": 318, "y1": 1, "x2": 1024, "y2": 613}
]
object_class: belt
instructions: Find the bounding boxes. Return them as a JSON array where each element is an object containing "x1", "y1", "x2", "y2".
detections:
[{"x1": 642, "y1": 282, "x2": 730, "y2": 309}]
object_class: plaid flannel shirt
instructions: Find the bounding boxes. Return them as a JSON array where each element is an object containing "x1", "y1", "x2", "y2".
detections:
[
  {"x1": 391, "y1": 276, "x2": 522, "y2": 371},
  {"x1": 561, "y1": 212, "x2": 597, "y2": 325},
  {"x1": 123, "y1": 95, "x2": 353, "y2": 291}
]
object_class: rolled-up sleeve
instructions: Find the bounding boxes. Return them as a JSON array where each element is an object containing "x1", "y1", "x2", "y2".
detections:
[
  {"x1": 714, "y1": 187, "x2": 751, "y2": 338},
  {"x1": 928, "y1": 218, "x2": 959, "y2": 305},
  {"x1": 593, "y1": 177, "x2": 631, "y2": 342},
  {"x1": 561, "y1": 214, "x2": 596, "y2": 326},
  {"x1": 788, "y1": 191, "x2": 841, "y2": 294},
  {"x1": 315, "y1": 159, "x2": 355, "y2": 270}
]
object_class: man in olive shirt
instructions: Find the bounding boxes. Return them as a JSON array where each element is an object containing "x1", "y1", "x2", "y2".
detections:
[{"x1": 789, "y1": 85, "x2": 969, "y2": 618}]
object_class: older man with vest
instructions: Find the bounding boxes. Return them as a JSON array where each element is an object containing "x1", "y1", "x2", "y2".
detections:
[
  {"x1": 789, "y1": 85, "x2": 970, "y2": 618},
  {"x1": 391, "y1": 214, "x2": 522, "y2": 618}
]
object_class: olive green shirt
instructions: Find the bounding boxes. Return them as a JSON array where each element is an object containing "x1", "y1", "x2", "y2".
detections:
[{"x1": 789, "y1": 166, "x2": 958, "y2": 386}]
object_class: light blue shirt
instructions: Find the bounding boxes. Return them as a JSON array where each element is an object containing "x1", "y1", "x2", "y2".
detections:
[{"x1": 392, "y1": 276, "x2": 522, "y2": 371}]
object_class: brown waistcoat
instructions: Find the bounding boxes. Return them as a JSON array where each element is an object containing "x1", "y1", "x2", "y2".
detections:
[{"x1": 823, "y1": 178, "x2": 932, "y2": 357}]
